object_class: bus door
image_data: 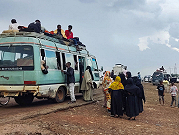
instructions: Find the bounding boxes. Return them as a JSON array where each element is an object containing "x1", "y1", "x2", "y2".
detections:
[
  {"x1": 86, "y1": 57, "x2": 99, "y2": 82},
  {"x1": 65, "y1": 53, "x2": 79, "y2": 92},
  {"x1": 78, "y1": 56, "x2": 85, "y2": 89}
]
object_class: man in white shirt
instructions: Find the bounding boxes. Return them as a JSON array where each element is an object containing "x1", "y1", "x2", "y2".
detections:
[{"x1": 9, "y1": 19, "x2": 19, "y2": 30}]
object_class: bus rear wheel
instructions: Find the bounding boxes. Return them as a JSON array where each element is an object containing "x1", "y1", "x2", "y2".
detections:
[
  {"x1": 54, "y1": 87, "x2": 66, "y2": 103},
  {"x1": 14, "y1": 93, "x2": 34, "y2": 106},
  {"x1": 0, "y1": 97, "x2": 10, "y2": 106}
]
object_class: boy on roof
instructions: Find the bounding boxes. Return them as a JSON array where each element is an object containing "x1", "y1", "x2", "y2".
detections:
[
  {"x1": 9, "y1": 19, "x2": 19, "y2": 30},
  {"x1": 65, "y1": 25, "x2": 79, "y2": 45},
  {"x1": 54, "y1": 25, "x2": 67, "y2": 38}
]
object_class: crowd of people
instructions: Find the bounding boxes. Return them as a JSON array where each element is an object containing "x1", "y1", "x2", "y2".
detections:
[
  {"x1": 102, "y1": 71, "x2": 145, "y2": 120},
  {"x1": 7, "y1": 19, "x2": 85, "y2": 50}
]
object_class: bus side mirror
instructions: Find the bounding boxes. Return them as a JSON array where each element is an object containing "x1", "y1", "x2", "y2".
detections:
[{"x1": 100, "y1": 66, "x2": 103, "y2": 71}]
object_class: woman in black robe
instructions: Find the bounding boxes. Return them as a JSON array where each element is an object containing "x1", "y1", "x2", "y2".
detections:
[
  {"x1": 126, "y1": 71, "x2": 132, "y2": 79},
  {"x1": 136, "y1": 79, "x2": 145, "y2": 113},
  {"x1": 125, "y1": 78, "x2": 140, "y2": 120},
  {"x1": 119, "y1": 73, "x2": 127, "y2": 113},
  {"x1": 108, "y1": 76, "x2": 124, "y2": 118}
]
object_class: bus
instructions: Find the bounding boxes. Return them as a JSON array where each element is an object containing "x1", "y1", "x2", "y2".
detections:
[{"x1": 0, "y1": 32, "x2": 101, "y2": 105}]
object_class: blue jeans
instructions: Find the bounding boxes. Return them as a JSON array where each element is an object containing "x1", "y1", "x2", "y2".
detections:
[{"x1": 70, "y1": 38, "x2": 79, "y2": 45}]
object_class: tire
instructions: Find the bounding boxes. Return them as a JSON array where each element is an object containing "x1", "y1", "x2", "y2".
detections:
[
  {"x1": 0, "y1": 97, "x2": 10, "y2": 106},
  {"x1": 53, "y1": 87, "x2": 66, "y2": 103},
  {"x1": 14, "y1": 93, "x2": 34, "y2": 106}
]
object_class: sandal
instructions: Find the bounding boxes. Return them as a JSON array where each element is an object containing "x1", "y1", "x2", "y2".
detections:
[{"x1": 132, "y1": 117, "x2": 136, "y2": 120}]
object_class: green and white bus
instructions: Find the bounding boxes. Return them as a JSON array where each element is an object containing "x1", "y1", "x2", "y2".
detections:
[{"x1": 0, "y1": 32, "x2": 100, "y2": 105}]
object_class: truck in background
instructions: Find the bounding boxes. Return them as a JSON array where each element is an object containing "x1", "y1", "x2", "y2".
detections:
[{"x1": 113, "y1": 64, "x2": 127, "y2": 76}]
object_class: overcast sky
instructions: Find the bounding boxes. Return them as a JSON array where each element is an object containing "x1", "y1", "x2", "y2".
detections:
[{"x1": 1, "y1": 0, "x2": 179, "y2": 77}]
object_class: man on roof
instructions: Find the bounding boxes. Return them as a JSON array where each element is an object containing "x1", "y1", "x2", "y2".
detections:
[
  {"x1": 54, "y1": 25, "x2": 67, "y2": 38},
  {"x1": 28, "y1": 20, "x2": 41, "y2": 33},
  {"x1": 9, "y1": 19, "x2": 19, "y2": 30},
  {"x1": 65, "y1": 25, "x2": 79, "y2": 45}
]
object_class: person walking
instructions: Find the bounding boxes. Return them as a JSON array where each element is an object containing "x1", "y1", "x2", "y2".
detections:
[
  {"x1": 108, "y1": 76, "x2": 124, "y2": 118},
  {"x1": 170, "y1": 82, "x2": 178, "y2": 107},
  {"x1": 61, "y1": 62, "x2": 76, "y2": 104},
  {"x1": 81, "y1": 66, "x2": 94, "y2": 101},
  {"x1": 157, "y1": 80, "x2": 165, "y2": 105}
]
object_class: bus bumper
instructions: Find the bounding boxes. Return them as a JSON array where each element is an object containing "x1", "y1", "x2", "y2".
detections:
[{"x1": 0, "y1": 86, "x2": 39, "y2": 97}]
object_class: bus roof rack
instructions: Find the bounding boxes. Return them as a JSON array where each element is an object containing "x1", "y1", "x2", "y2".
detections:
[{"x1": 0, "y1": 31, "x2": 86, "y2": 51}]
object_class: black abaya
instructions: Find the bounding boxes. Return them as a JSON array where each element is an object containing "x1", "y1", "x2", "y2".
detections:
[
  {"x1": 125, "y1": 78, "x2": 140, "y2": 118},
  {"x1": 111, "y1": 89, "x2": 123, "y2": 116}
]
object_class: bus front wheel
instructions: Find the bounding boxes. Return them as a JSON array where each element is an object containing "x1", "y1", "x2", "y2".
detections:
[
  {"x1": 54, "y1": 87, "x2": 66, "y2": 103},
  {"x1": 14, "y1": 93, "x2": 34, "y2": 106}
]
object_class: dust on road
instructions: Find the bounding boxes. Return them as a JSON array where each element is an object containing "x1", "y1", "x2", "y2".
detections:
[{"x1": 0, "y1": 83, "x2": 179, "y2": 135}]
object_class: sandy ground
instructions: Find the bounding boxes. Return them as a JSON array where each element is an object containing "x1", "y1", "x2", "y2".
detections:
[{"x1": 0, "y1": 83, "x2": 179, "y2": 135}]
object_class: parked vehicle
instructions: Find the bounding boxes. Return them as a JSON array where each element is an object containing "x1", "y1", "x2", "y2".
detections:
[
  {"x1": 152, "y1": 70, "x2": 177, "y2": 85},
  {"x1": 0, "y1": 32, "x2": 101, "y2": 105},
  {"x1": 144, "y1": 75, "x2": 152, "y2": 82},
  {"x1": 152, "y1": 71, "x2": 164, "y2": 85},
  {"x1": 113, "y1": 64, "x2": 127, "y2": 76}
]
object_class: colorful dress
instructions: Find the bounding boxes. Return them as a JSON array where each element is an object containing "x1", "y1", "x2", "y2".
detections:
[{"x1": 102, "y1": 71, "x2": 112, "y2": 110}]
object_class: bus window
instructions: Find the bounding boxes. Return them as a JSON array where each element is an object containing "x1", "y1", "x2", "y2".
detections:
[
  {"x1": 41, "y1": 49, "x2": 45, "y2": 60},
  {"x1": 45, "y1": 50, "x2": 57, "y2": 70},
  {"x1": 74, "y1": 55, "x2": 78, "y2": 70},
  {"x1": 92, "y1": 58, "x2": 98, "y2": 71},
  {"x1": 56, "y1": 52, "x2": 61, "y2": 70},
  {"x1": 62, "y1": 53, "x2": 66, "y2": 70},
  {"x1": 66, "y1": 53, "x2": 74, "y2": 69},
  {"x1": 87, "y1": 58, "x2": 92, "y2": 70},
  {"x1": 0, "y1": 45, "x2": 34, "y2": 70}
]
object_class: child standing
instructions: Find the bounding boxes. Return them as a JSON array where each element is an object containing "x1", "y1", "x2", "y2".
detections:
[
  {"x1": 157, "y1": 80, "x2": 165, "y2": 105},
  {"x1": 170, "y1": 82, "x2": 178, "y2": 107}
]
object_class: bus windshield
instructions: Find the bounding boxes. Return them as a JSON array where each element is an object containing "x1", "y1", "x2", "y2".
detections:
[
  {"x1": 0, "y1": 45, "x2": 34, "y2": 70},
  {"x1": 92, "y1": 58, "x2": 98, "y2": 71}
]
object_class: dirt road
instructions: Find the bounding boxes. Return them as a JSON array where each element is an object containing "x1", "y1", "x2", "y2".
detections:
[{"x1": 0, "y1": 83, "x2": 179, "y2": 135}]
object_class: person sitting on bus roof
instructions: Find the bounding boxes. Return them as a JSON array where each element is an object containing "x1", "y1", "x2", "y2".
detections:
[
  {"x1": 54, "y1": 25, "x2": 67, "y2": 39},
  {"x1": 65, "y1": 25, "x2": 79, "y2": 45},
  {"x1": 41, "y1": 60, "x2": 48, "y2": 74},
  {"x1": 9, "y1": 19, "x2": 19, "y2": 30},
  {"x1": 28, "y1": 20, "x2": 41, "y2": 33}
]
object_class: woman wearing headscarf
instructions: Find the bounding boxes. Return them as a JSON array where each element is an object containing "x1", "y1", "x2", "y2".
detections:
[
  {"x1": 125, "y1": 78, "x2": 140, "y2": 120},
  {"x1": 126, "y1": 71, "x2": 132, "y2": 80},
  {"x1": 102, "y1": 71, "x2": 112, "y2": 110},
  {"x1": 136, "y1": 78, "x2": 145, "y2": 113},
  {"x1": 108, "y1": 76, "x2": 124, "y2": 118},
  {"x1": 81, "y1": 66, "x2": 94, "y2": 101}
]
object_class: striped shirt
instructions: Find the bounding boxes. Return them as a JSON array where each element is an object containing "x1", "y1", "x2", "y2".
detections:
[{"x1": 170, "y1": 86, "x2": 178, "y2": 96}]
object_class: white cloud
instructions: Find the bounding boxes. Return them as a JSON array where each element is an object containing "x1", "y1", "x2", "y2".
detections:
[
  {"x1": 138, "y1": 37, "x2": 150, "y2": 51},
  {"x1": 138, "y1": 30, "x2": 179, "y2": 53},
  {"x1": 138, "y1": 30, "x2": 170, "y2": 51},
  {"x1": 172, "y1": 47, "x2": 179, "y2": 52}
]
